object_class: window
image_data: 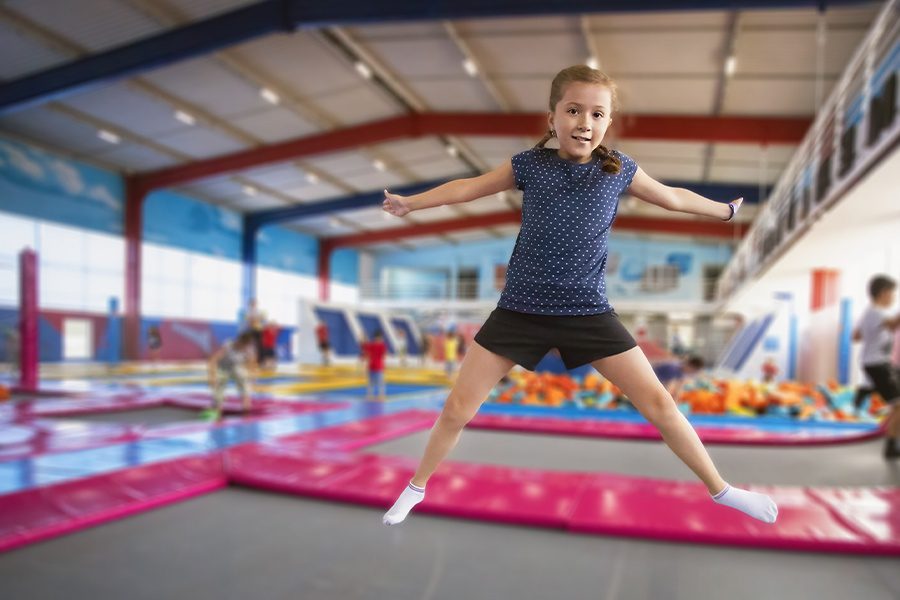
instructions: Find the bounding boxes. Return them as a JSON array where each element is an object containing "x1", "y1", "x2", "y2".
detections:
[
  {"x1": 142, "y1": 242, "x2": 241, "y2": 322},
  {"x1": 0, "y1": 214, "x2": 123, "y2": 313}
]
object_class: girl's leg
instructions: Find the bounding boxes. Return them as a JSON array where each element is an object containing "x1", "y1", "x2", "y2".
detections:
[
  {"x1": 383, "y1": 342, "x2": 513, "y2": 525},
  {"x1": 412, "y1": 343, "x2": 514, "y2": 486},
  {"x1": 592, "y1": 347, "x2": 777, "y2": 523},
  {"x1": 591, "y1": 347, "x2": 725, "y2": 494}
]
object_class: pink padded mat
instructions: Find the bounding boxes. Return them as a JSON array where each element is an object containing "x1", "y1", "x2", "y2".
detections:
[
  {"x1": 467, "y1": 413, "x2": 882, "y2": 446},
  {"x1": 0, "y1": 455, "x2": 226, "y2": 553},
  {"x1": 227, "y1": 444, "x2": 900, "y2": 555}
]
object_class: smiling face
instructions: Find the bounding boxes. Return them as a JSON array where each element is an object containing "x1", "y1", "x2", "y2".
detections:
[{"x1": 548, "y1": 81, "x2": 613, "y2": 164}]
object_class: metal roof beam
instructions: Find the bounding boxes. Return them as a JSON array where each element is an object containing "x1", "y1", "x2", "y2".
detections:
[
  {"x1": 134, "y1": 112, "x2": 810, "y2": 191},
  {"x1": 0, "y1": 0, "x2": 874, "y2": 113}
]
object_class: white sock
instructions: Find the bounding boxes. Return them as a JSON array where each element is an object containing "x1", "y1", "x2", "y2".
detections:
[
  {"x1": 382, "y1": 482, "x2": 425, "y2": 525},
  {"x1": 712, "y1": 484, "x2": 778, "y2": 523}
]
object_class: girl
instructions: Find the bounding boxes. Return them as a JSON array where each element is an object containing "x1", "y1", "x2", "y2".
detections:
[{"x1": 380, "y1": 65, "x2": 777, "y2": 526}]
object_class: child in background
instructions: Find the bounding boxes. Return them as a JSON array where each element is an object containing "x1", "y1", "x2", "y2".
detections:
[
  {"x1": 260, "y1": 321, "x2": 278, "y2": 370},
  {"x1": 361, "y1": 330, "x2": 387, "y2": 402},
  {"x1": 206, "y1": 331, "x2": 257, "y2": 419},
  {"x1": 147, "y1": 326, "x2": 162, "y2": 370},
  {"x1": 761, "y1": 357, "x2": 779, "y2": 384},
  {"x1": 315, "y1": 321, "x2": 331, "y2": 367},
  {"x1": 666, "y1": 355, "x2": 706, "y2": 403},
  {"x1": 420, "y1": 334, "x2": 431, "y2": 367},
  {"x1": 853, "y1": 275, "x2": 900, "y2": 458},
  {"x1": 443, "y1": 330, "x2": 459, "y2": 378}
]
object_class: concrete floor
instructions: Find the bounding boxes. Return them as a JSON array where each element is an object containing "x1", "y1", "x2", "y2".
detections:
[
  {"x1": 0, "y1": 488, "x2": 898, "y2": 600},
  {"x1": 368, "y1": 429, "x2": 900, "y2": 487}
]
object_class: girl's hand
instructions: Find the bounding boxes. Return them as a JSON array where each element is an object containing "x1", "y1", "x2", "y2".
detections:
[{"x1": 383, "y1": 189, "x2": 411, "y2": 217}]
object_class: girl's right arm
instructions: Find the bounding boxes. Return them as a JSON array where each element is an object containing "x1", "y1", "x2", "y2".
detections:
[{"x1": 383, "y1": 161, "x2": 515, "y2": 216}]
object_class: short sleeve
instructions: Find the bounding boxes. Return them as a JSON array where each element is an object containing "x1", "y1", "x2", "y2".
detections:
[
  {"x1": 510, "y1": 149, "x2": 535, "y2": 191},
  {"x1": 615, "y1": 150, "x2": 639, "y2": 189}
]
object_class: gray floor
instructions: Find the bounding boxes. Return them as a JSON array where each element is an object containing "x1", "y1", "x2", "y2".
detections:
[
  {"x1": 46, "y1": 407, "x2": 207, "y2": 426},
  {"x1": 368, "y1": 429, "x2": 900, "y2": 487},
  {"x1": 0, "y1": 488, "x2": 897, "y2": 600}
]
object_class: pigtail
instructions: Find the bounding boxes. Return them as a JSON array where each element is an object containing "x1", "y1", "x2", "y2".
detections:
[
  {"x1": 593, "y1": 144, "x2": 621, "y2": 174},
  {"x1": 534, "y1": 130, "x2": 553, "y2": 149}
]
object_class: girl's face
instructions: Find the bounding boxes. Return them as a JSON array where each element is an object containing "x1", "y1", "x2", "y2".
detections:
[{"x1": 548, "y1": 82, "x2": 613, "y2": 164}]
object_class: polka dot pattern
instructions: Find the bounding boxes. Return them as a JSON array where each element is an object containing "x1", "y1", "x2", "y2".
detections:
[{"x1": 498, "y1": 147, "x2": 638, "y2": 315}]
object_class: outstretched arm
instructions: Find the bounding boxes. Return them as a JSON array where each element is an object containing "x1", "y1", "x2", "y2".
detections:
[
  {"x1": 384, "y1": 161, "x2": 515, "y2": 217},
  {"x1": 627, "y1": 167, "x2": 742, "y2": 221}
]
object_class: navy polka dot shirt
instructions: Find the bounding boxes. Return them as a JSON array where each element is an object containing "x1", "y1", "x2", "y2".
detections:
[{"x1": 498, "y1": 147, "x2": 638, "y2": 316}]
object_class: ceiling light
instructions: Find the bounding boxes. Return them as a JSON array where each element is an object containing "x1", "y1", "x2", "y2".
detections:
[
  {"x1": 724, "y1": 55, "x2": 737, "y2": 76},
  {"x1": 373, "y1": 159, "x2": 386, "y2": 172},
  {"x1": 306, "y1": 172, "x2": 319, "y2": 184},
  {"x1": 174, "y1": 110, "x2": 196, "y2": 126},
  {"x1": 354, "y1": 61, "x2": 373, "y2": 80},
  {"x1": 260, "y1": 87, "x2": 280, "y2": 105},
  {"x1": 97, "y1": 129, "x2": 120, "y2": 144},
  {"x1": 462, "y1": 58, "x2": 478, "y2": 77},
  {"x1": 242, "y1": 184, "x2": 258, "y2": 196},
  {"x1": 586, "y1": 56, "x2": 599, "y2": 70},
  {"x1": 445, "y1": 144, "x2": 459, "y2": 157}
]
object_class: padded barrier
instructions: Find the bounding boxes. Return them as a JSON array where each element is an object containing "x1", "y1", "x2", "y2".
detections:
[
  {"x1": 0, "y1": 455, "x2": 226, "y2": 553},
  {"x1": 467, "y1": 412, "x2": 883, "y2": 446}
]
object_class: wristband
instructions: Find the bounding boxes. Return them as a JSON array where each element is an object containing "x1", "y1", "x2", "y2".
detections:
[{"x1": 724, "y1": 201, "x2": 738, "y2": 222}]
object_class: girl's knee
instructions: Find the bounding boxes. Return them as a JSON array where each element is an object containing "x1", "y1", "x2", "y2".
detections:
[
  {"x1": 642, "y1": 391, "x2": 679, "y2": 425},
  {"x1": 441, "y1": 393, "x2": 476, "y2": 427}
]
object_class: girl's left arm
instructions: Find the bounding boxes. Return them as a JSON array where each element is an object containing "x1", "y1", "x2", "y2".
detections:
[{"x1": 627, "y1": 167, "x2": 741, "y2": 221}]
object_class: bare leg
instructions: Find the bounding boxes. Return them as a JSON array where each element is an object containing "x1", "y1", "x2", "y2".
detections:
[
  {"x1": 410, "y1": 342, "x2": 514, "y2": 487},
  {"x1": 237, "y1": 374, "x2": 250, "y2": 412},
  {"x1": 592, "y1": 347, "x2": 726, "y2": 495},
  {"x1": 383, "y1": 342, "x2": 513, "y2": 524}
]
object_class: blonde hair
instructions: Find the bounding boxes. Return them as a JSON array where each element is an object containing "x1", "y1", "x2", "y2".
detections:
[{"x1": 535, "y1": 65, "x2": 621, "y2": 174}]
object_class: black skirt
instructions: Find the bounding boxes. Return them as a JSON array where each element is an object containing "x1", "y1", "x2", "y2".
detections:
[{"x1": 474, "y1": 307, "x2": 636, "y2": 371}]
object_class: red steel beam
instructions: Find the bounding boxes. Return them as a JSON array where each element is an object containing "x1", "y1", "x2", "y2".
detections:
[
  {"x1": 135, "y1": 113, "x2": 811, "y2": 191},
  {"x1": 322, "y1": 211, "x2": 746, "y2": 251}
]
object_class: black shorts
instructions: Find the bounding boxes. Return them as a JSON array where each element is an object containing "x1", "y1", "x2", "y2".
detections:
[
  {"x1": 864, "y1": 363, "x2": 900, "y2": 404},
  {"x1": 474, "y1": 307, "x2": 636, "y2": 371},
  {"x1": 318, "y1": 341, "x2": 330, "y2": 352}
]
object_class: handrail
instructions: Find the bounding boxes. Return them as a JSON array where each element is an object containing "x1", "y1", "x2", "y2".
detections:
[{"x1": 718, "y1": 0, "x2": 900, "y2": 302}]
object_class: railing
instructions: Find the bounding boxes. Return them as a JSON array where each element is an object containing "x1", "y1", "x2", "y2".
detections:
[
  {"x1": 717, "y1": 0, "x2": 900, "y2": 302},
  {"x1": 358, "y1": 275, "x2": 730, "y2": 307}
]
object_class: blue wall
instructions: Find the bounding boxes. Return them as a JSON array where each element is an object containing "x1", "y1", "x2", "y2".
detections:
[
  {"x1": 144, "y1": 190, "x2": 242, "y2": 259},
  {"x1": 256, "y1": 225, "x2": 318, "y2": 275},
  {"x1": 372, "y1": 233, "x2": 731, "y2": 303},
  {"x1": 0, "y1": 136, "x2": 123, "y2": 234},
  {"x1": 373, "y1": 237, "x2": 515, "y2": 300},
  {"x1": 606, "y1": 235, "x2": 732, "y2": 302},
  {"x1": 332, "y1": 248, "x2": 360, "y2": 286}
]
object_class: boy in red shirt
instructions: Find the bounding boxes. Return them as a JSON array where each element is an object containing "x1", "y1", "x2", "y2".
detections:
[
  {"x1": 260, "y1": 321, "x2": 278, "y2": 370},
  {"x1": 315, "y1": 321, "x2": 330, "y2": 367},
  {"x1": 362, "y1": 330, "x2": 387, "y2": 402}
]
